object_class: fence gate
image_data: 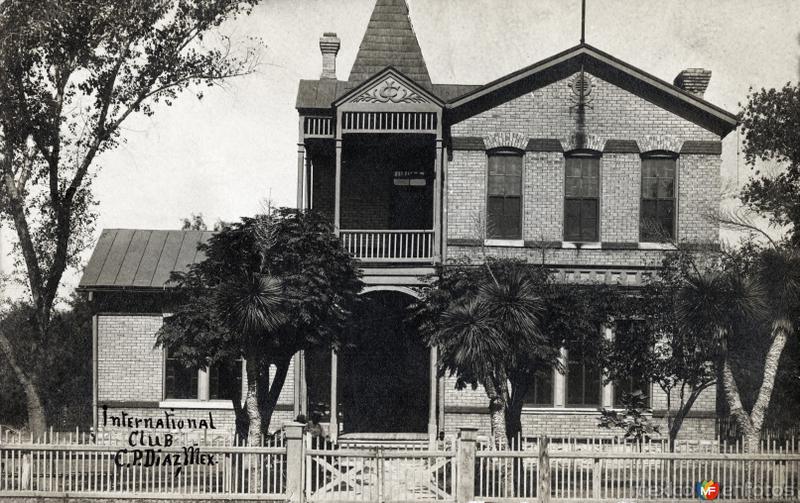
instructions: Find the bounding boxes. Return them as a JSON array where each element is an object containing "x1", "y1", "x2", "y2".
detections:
[{"x1": 305, "y1": 444, "x2": 456, "y2": 502}]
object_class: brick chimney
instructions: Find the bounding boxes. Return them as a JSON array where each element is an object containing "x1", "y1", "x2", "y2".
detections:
[
  {"x1": 673, "y1": 68, "x2": 712, "y2": 99},
  {"x1": 319, "y1": 33, "x2": 341, "y2": 80}
]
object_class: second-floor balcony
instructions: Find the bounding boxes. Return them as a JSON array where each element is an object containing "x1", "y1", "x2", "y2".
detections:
[{"x1": 303, "y1": 133, "x2": 441, "y2": 264}]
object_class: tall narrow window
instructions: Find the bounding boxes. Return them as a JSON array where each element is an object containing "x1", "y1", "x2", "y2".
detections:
[
  {"x1": 564, "y1": 155, "x2": 600, "y2": 242},
  {"x1": 487, "y1": 150, "x2": 523, "y2": 239},
  {"x1": 566, "y1": 352, "x2": 602, "y2": 407},
  {"x1": 165, "y1": 354, "x2": 198, "y2": 399},
  {"x1": 641, "y1": 155, "x2": 676, "y2": 241},
  {"x1": 522, "y1": 368, "x2": 555, "y2": 407}
]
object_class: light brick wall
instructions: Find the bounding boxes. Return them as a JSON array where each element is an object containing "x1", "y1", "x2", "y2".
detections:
[
  {"x1": 523, "y1": 152, "x2": 564, "y2": 242},
  {"x1": 97, "y1": 313, "x2": 297, "y2": 433},
  {"x1": 451, "y1": 72, "x2": 717, "y2": 143},
  {"x1": 601, "y1": 154, "x2": 640, "y2": 243},
  {"x1": 678, "y1": 154, "x2": 721, "y2": 243},
  {"x1": 446, "y1": 69, "x2": 722, "y2": 255},
  {"x1": 98, "y1": 314, "x2": 164, "y2": 403},
  {"x1": 447, "y1": 151, "x2": 486, "y2": 240}
]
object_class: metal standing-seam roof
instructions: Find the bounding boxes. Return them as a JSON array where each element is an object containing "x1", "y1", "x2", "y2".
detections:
[{"x1": 78, "y1": 229, "x2": 213, "y2": 290}]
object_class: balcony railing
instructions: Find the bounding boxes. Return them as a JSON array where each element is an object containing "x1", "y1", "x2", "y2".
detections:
[{"x1": 340, "y1": 230, "x2": 435, "y2": 262}]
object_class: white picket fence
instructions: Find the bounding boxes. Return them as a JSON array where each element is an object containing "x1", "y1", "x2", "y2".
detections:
[{"x1": 1, "y1": 427, "x2": 799, "y2": 501}]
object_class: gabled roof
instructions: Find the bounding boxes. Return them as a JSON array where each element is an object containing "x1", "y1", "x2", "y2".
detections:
[
  {"x1": 335, "y1": 67, "x2": 444, "y2": 108},
  {"x1": 79, "y1": 229, "x2": 212, "y2": 290},
  {"x1": 348, "y1": 0, "x2": 432, "y2": 89},
  {"x1": 448, "y1": 43, "x2": 738, "y2": 137}
]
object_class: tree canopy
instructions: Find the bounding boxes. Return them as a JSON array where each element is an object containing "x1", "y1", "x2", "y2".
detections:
[
  {"x1": 0, "y1": 0, "x2": 263, "y2": 435},
  {"x1": 157, "y1": 208, "x2": 363, "y2": 442}
]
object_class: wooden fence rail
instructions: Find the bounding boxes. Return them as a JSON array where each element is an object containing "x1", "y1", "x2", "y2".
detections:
[{"x1": 1, "y1": 426, "x2": 799, "y2": 501}]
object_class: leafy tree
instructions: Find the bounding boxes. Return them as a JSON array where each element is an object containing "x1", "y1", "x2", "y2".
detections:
[
  {"x1": 739, "y1": 83, "x2": 800, "y2": 244},
  {"x1": 156, "y1": 208, "x2": 362, "y2": 445},
  {"x1": 0, "y1": 0, "x2": 262, "y2": 435},
  {"x1": 602, "y1": 252, "x2": 719, "y2": 451},
  {"x1": 414, "y1": 258, "x2": 614, "y2": 447},
  {"x1": 598, "y1": 391, "x2": 659, "y2": 442},
  {"x1": 0, "y1": 293, "x2": 93, "y2": 431}
]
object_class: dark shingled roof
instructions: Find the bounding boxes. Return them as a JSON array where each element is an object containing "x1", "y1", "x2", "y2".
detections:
[
  {"x1": 79, "y1": 229, "x2": 213, "y2": 290},
  {"x1": 296, "y1": 80, "x2": 479, "y2": 110},
  {"x1": 347, "y1": 0, "x2": 432, "y2": 89}
]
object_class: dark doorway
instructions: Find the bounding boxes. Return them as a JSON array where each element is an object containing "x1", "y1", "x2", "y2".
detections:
[{"x1": 340, "y1": 291, "x2": 429, "y2": 433}]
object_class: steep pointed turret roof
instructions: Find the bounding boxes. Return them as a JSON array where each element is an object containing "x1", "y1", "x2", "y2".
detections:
[{"x1": 347, "y1": 0, "x2": 432, "y2": 89}]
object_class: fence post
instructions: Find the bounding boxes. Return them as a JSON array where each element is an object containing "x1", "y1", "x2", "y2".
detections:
[
  {"x1": 593, "y1": 457, "x2": 601, "y2": 499},
  {"x1": 285, "y1": 423, "x2": 305, "y2": 503},
  {"x1": 538, "y1": 437, "x2": 550, "y2": 503},
  {"x1": 456, "y1": 428, "x2": 477, "y2": 503}
]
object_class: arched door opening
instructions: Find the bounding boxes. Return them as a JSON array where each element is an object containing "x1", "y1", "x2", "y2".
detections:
[{"x1": 340, "y1": 290, "x2": 429, "y2": 433}]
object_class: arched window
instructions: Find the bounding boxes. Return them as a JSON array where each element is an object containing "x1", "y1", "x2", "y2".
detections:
[
  {"x1": 641, "y1": 152, "x2": 677, "y2": 241},
  {"x1": 487, "y1": 148, "x2": 523, "y2": 239},
  {"x1": 564, "y1": 151, "x2": 600, "y2": 242}
]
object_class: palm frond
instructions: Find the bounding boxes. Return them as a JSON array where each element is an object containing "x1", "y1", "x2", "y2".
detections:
[{"x1": 215, "y1": 273, "x2": 286, "y2": 339}]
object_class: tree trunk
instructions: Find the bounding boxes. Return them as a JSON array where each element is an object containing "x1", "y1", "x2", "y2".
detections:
[
  {"x1": 0, "y1": 329, "x2": 46, "y2": 436},
  {"x1": 505, "y1": 379, "x2": 529, "y2": 447},
  {"x1": 749, "y1": 319, "x2": 790, "y2": 436},
  {"x1": 721, "y1": 356, "x2": 756, "y2": 449},
  {"x1": 260, "y1": 356, "x2": 291, "y2": 435},
  {"x1": 243, "y1": 357, "x2": 263, "y2": 492},
  {"x1": 483, "y1": 376, "x2": 508, "y2": 449},
  {"x1": 668, "y1": 382, "x2": 714, "y2": 451}
]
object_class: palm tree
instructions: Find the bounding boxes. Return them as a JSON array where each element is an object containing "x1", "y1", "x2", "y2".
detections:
[
  {"x1": 677, "y1": 247, "x2": 799, "y2": 450},
  {"x1": 432, "y1": 265, "x2": 544, "y2": 448}
]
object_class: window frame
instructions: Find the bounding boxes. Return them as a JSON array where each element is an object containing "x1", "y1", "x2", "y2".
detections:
[
  {"x1": 522, "y1": 368, "x2": 556, "y2": 408},
  {"x1": 163, "y1": 352, "x2": 199, "y2": 400},
  {"x1": 486, "y1": 148, "x2": 524, "y2": 240},
  {"x1": 565, "y1": 351, "x2": 604, "y2": 408},
  {"x1": 563, "y1": 151, "x2": 601, "y2": 243},
  {"x1": 640, "y1": 152, "x2": 678, "y2": 243}
]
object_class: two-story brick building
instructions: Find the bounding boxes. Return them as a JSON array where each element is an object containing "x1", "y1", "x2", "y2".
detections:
[{"x1": 80, "y1": 0, "x2": 737, "y2": 443}]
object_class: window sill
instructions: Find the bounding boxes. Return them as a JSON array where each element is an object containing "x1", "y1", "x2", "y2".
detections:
[
  {"x1": 521, "y1": 407, "x2": 603, "y2": 415},
  {"x1": 159, "y1": 400, "x2": 238, "y2": 410},
  {"x1": 561, "y1": 241, "x2": 601, "y2": 250},
  {"x1": 484, "y1": 239, "x2": 524, "y2": 247},
  {"x1": 638, "y1": 242, "x2": 677, "y2": 250}
]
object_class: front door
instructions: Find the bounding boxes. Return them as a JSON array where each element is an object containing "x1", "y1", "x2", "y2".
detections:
[{"x1": 340, "y1": 291, "x2": 429, "y2": 433}]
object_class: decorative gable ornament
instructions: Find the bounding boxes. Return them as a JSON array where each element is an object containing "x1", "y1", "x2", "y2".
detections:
[{"x1": 352, "y1": 77, "x2": 430, "y2": 104}]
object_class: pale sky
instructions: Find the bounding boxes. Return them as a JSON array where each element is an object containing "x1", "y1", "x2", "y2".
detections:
[{"x1": 2, "y1": 0, "x2": 800, "y2": 299}]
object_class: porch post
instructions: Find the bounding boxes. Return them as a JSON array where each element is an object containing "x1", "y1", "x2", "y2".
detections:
[
  {"x1": 330, "y1": 350, "x2": 339, "y2": 442},
  {"x1": 297, "y1": 142, "x2": 305, "y2": 209},
  {"x1": 297, "y1": 114, "x2": 305, "y2": 209},
  {"x1": 428, "y1": 345, "x2": 438, "y2": 446},
  {"x1": 433, "y1": 137, "x2": 443, "y2": 262},
  {"x1": 334, "y1": 109, "x2": 343, "y2": 234},
  {"x1": 602, "y1": 325, "x2": 614, "y2": 407}
]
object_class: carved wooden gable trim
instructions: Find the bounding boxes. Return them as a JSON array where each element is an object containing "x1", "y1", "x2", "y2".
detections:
[{"x1": 351, "y1": 76, "x2": 431, "y2": 105}]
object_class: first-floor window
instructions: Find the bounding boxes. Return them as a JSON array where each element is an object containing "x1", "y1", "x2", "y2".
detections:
[
  {"x1": 522, "y1": 369, "x2": 554, "y2": 407},
  {"x1": 209, "y1": 360, "x2": 243, "y2": 401},
  {"x1": 613, "y1": 319, "x2": 651, "y2": 407},
  {"x1": 566, "y1": 352, "x2": 602, "y2": 407},
  {"x1": 165, "y1": 354, "x2": 198, "y2": 399},
  {"x1": 165, "y1": 353, "x2": 243, "y2": 401}
]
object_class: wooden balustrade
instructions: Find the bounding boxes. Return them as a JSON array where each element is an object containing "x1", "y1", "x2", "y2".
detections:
[{"x1": 339, "y1": 230, "x2": 435, "y2": 262}]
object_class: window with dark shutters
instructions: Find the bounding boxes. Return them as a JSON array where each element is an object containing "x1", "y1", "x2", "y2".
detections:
[
  {"x1": 487, "y1": 150, "x2": 523, "y2": 239},
  {"x1": 564, "y1": 155, "x2": 600, "y2": 242},
  {"x1": 641, "y1": 155, "x2": 677, "y2": 241}
]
